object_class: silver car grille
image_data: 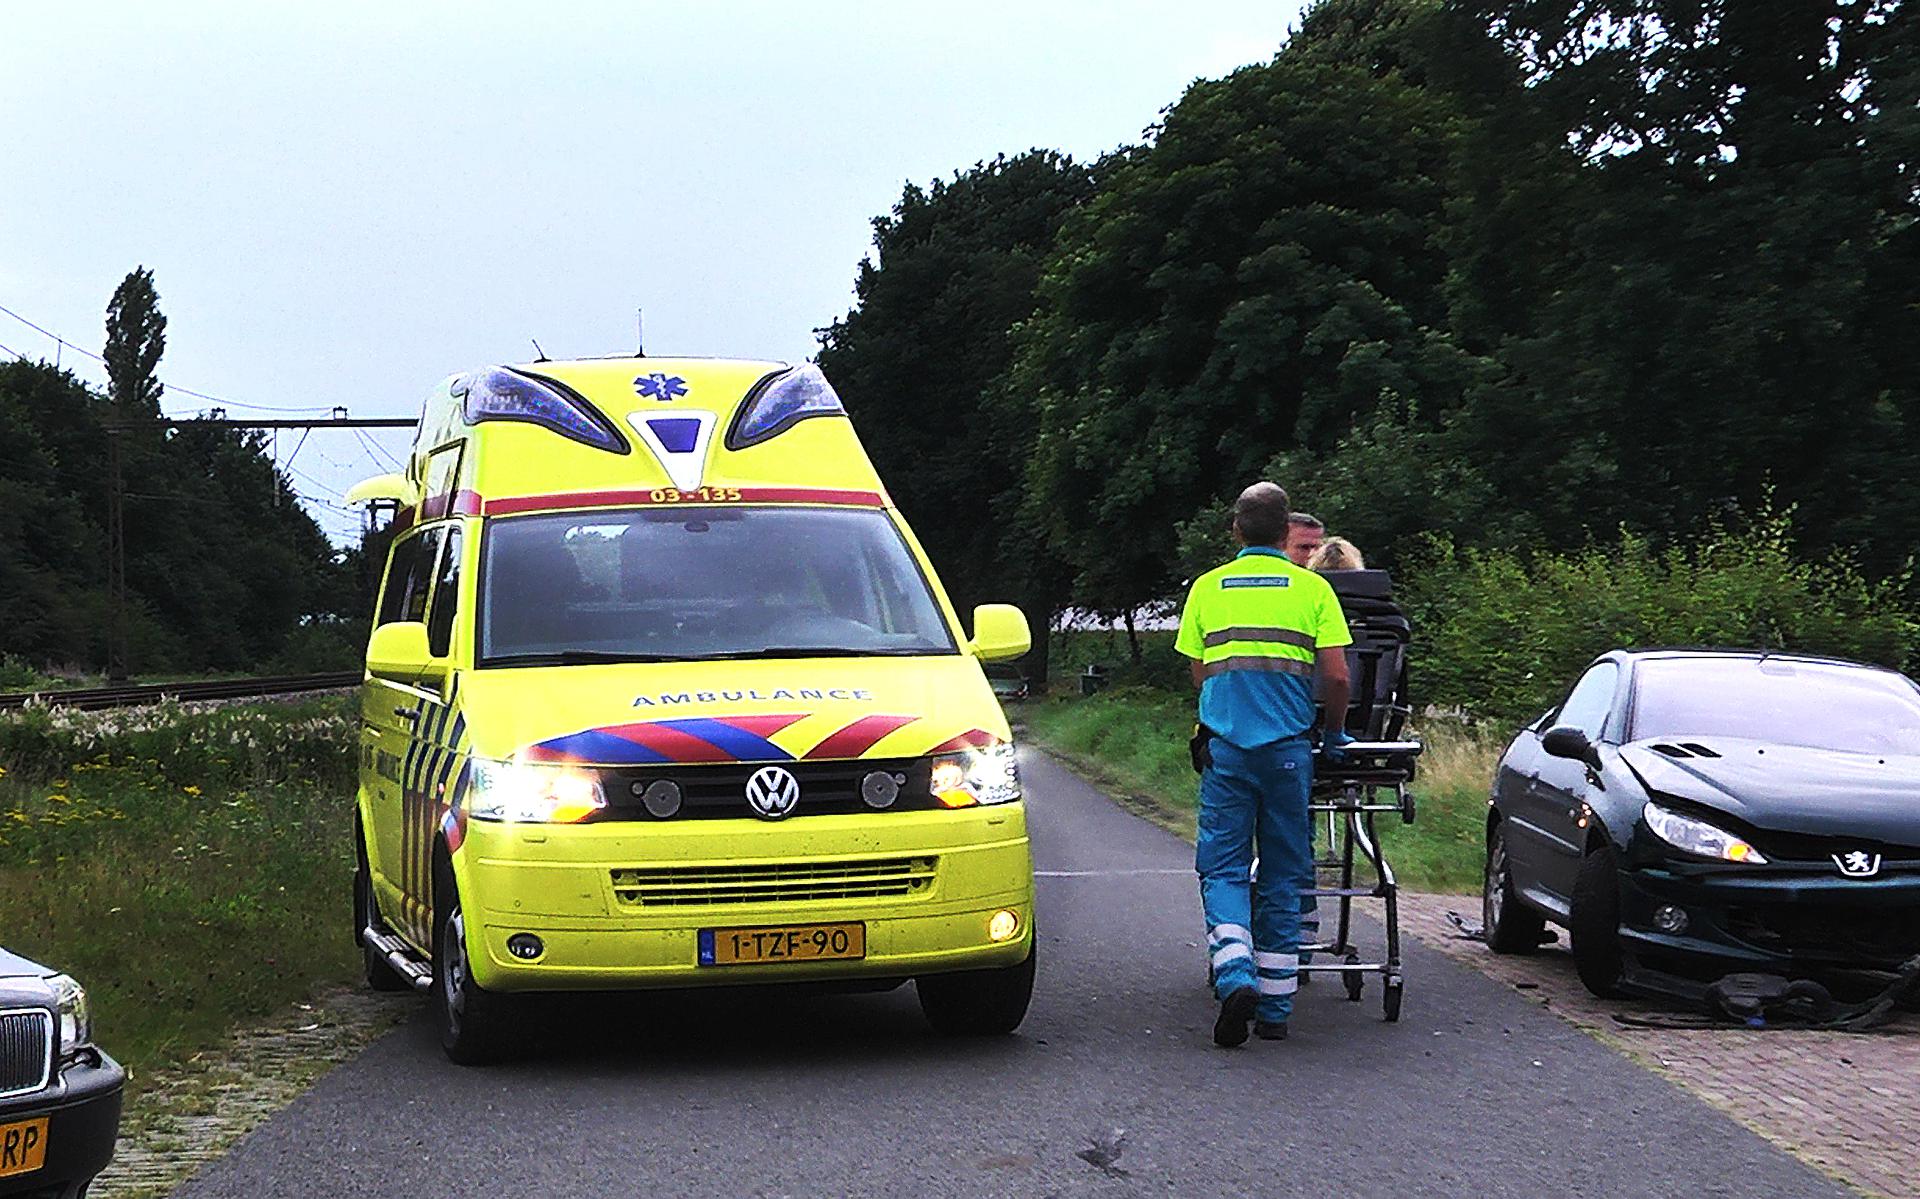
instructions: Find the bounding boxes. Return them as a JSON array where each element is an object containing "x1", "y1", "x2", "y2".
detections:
[{"x1": 0, "y1": 1008, "x2": 53, "y2": 1098}]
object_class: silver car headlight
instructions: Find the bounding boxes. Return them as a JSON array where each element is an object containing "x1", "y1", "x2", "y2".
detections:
[
  {"x1": 49, "y1": 973, "x2": 92, "y2": 1055},
  {"x1": 930, "y1": 742, "x2": 1021, "y2": 807},
  {"x1": 1643, "y1": 801, "x2": 1767, "y2": 864}
]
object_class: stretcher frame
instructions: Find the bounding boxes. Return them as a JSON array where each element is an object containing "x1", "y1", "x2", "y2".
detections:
[{"x1": 1299, "y1": 740, "x2": 1422, "y2": 1021}]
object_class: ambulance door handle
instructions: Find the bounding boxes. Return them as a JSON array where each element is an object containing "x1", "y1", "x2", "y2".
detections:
[{"x1": 393, "y1": 706, "x2": 421, "y2": 721}]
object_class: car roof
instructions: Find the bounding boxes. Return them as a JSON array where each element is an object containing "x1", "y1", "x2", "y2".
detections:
[{"x1": 1602, "y1": 647, "x2": 1904, "y2": 677}]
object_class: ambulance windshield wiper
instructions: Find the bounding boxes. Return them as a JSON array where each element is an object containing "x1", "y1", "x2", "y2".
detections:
[
  {"x1": 729, "y1": 646, "x2": 876, "y2": 659},
  {"x1": 487, "y1": 650, "x2": 719, "y2": 666}
]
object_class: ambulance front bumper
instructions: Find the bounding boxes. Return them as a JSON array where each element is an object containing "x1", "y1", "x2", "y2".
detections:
[{"x1": 456, "y1": 805, "x2": 1034, "y2": 992}]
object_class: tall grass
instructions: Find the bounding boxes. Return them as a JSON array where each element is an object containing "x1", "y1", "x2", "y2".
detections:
[
  {"x1": 1021, "y1": 691, "x2": 1504, "y2": 893},
  {"x1": 0, "y1": 697, "x2": 359, "y2": 1083}
]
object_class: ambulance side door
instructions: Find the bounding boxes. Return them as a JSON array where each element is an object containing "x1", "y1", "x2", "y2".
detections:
[{"x1": 364, "y1": 526, "x2": 443, "y2": 948}]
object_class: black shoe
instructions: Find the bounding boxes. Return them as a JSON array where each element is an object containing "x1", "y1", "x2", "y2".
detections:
[
  {"x1": 1254, "y1": 1020, "x2": 1289, "y2": 1041},
  {"x1": 1213, "y1": 986, "x2": 1257, "y2": 1047}
]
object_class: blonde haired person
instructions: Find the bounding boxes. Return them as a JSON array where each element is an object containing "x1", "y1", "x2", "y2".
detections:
[{"x1": 1307, "y1": 537, "x2": 1365, "y2": 572}]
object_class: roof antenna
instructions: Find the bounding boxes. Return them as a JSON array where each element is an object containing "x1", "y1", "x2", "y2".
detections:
[
  {"x1": 530, "y1": 338, "x2": 549, "y2": 362},
  {"x1": 637, "y1": 307, "x2": 645, "y2": 358}
]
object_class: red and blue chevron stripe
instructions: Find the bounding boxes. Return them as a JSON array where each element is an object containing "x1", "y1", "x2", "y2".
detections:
[{"x1": 522, "y1": 712, "x2": 952, "y2": 765}]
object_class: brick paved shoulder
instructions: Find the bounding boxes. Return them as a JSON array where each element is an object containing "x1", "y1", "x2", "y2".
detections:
[
  {"x1": 1399, "y1": 892, "x2": 1920, "y2": 1199},
  {"x1": 91, "y1": 987, "x2": 412, "y2": 1199}
]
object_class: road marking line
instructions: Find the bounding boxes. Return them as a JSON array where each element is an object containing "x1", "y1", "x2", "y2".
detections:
[{"x1": 1035, "y1": 868, "x2": 1191, "y2": 877}]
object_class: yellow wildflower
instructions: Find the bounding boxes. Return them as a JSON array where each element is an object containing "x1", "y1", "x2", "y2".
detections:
[{"x1": 183, "y1": 785, "x2": 202, "y2": 796}]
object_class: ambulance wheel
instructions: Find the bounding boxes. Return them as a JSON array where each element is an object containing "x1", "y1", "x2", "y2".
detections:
[
  {"x1": 917, "y1": 942, "x2": 1036, "y2": 1036},
  {"x1": 433, "y1": 858, "x2": 518, "y2": 1065},
  {"x1": 1483, "y1": 822, "x2": 1545, "y2": 955},
  {"x1": 1383, "y1": 978, "x2": 1403, "y2": 1022},
  {"x1": 355, "y1": 825, "x2": 408, "y2": 993},
  {"x1": 1342, "y1": 952, "x2": 1363, "y2": 1001}
]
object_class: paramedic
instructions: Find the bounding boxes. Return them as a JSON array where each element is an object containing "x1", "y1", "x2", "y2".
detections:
[
  {"x1": 1177, "y1": 482, "x2": 1352, "y2": 1047},
  {"x1": 1283, "y1": 511, "x2": 1326, "y2": 566}
]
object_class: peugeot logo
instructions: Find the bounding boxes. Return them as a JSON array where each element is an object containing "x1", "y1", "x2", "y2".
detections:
[
  {"x1": 1833, "y1": 850, "x2": 1882, "y2": 879},
  {"x1": 744, "y1": 765, "x2": 801, "y2": 820}
]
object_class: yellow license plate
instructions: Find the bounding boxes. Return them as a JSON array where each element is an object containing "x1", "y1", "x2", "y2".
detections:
[
  {"x1": 699, "y1": 922, "x2": 866, "y2": 966},
  {"x1": 0, "y1": 1116, "x2": 47, "y2": 1179}
]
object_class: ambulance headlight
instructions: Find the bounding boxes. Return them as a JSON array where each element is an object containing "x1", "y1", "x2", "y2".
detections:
[
  {"x1": 930, "y1": 743, "x2": 1021, "y2": 808},
  {"x1": 726, "y1": 364, "x2": 845, "y2": 449},
  {"x1": 468, "y1": 759, "x2": 607, "y2": 824}
]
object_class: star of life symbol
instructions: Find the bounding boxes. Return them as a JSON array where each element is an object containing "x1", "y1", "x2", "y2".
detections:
[
  {"x1": 745, "y1": 765, "x2": 800, "y2": 820},
  {"x1": 1833, "y1": 850, "x2": 1881, "y2": 878},
  {"x1": 635, "y1": 372, "x2": 689, "y2": 401}
]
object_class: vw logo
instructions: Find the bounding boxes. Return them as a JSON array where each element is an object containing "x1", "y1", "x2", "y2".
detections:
[
  {"x1": 1833, "y1": 850, "x2": 1882, "y2": 879},
  {"x1": 744, "y1": 765, "x2": 800, "y2": 820}
]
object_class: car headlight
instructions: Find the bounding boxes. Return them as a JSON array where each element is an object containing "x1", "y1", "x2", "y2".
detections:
[
  {"x1": 930, "y1": 743, "x2": 1021, "y2": 808},
  {"x1": 49, "y1": 974, "x2": 91, "y2": 1056},
  {"x1": 467, "y1": 759, "x2": 606, "y2": 824},
  {"x1": 1643, "y1": 801, "x2": 1767, "y2": 864}
]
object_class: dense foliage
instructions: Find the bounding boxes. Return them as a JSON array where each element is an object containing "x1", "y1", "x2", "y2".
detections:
[
  {"x1": 1403, "y1": 508, "x2": 1920, "y2": 726},
  {"x1": 819, "y1": 0, "x2": 1920, "y2": 692},
  {"x1": 0, "y1": 277, "x2": 355, "y2": 674}
]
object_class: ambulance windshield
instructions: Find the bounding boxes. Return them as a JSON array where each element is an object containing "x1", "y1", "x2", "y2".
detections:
[{"x1": 478, "y1": 506, "x2": 958, "y2": 665}]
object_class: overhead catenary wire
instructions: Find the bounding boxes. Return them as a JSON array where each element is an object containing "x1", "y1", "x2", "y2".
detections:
[
  {"x1": 353, "y1": 426, "x2": 406, "y2": 472},
  {"x1": 0, "y1": 299, "x2": 335, "y2": 414}
]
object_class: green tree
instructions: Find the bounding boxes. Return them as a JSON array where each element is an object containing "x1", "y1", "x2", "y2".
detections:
[
  {"x1": 817, "y1": 151, "x2": 1096, "y2": 686},
  {"x1": 104, "y1": 266, "x2": 166, "y2": 417},
  {"x1": 1017, "y1": 36, "x2": 1487, "y2": 613}
]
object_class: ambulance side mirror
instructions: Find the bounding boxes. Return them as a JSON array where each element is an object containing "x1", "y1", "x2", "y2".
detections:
[
  {"x1": 969, "y1": 604, "x2": 1031, "y2": 663},
  {"x1": 367, "y1": 621, "x2": 437, "y2": 684}
]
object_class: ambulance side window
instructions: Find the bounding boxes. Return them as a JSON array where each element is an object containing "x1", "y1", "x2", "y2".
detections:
[
  {"x1": 378, "y1": 528, "x2": 443, "y2": 627},
  {"x1": 376, "y1": 537, "x2": 419, "y2": 626},
  {"x1": 427, "y1": 528, "x2": 462, "y2": 658},
  {"x1": 401, "y1": 528, "x2": 444, "y2": 624}
]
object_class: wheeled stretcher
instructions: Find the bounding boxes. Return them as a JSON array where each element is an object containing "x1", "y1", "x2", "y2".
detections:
[
  {"x1": 1298, "y1": 570, "x2": 1420, "y2": 1021},
  {"x1": 1303, "y1": 739, "x2": 1420, "y2": 1020}
]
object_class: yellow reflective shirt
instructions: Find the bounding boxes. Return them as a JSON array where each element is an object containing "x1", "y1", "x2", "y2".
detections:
[{"x1": 1174, "y1": 547, "x2": 1353, "y2": 748}]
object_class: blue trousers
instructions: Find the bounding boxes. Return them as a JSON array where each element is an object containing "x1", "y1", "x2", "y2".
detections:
[{"x1": 1197, "y1": 736, "x2": 1312, "y2": 1024}]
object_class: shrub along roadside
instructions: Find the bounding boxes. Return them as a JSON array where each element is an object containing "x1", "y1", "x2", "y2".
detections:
[
  {"x1": 1018, "y1": 690, "x2": 1498, "y2": 894},
  {"x1": 1401, "y1": 506, "x2": 1920, "y2": 728},
  {"x1": 0, "y1": 697, "x2": 359, "y2": 1088}
]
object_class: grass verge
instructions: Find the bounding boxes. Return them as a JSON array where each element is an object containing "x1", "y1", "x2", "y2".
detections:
[
  {"x1": 0, "y1": 696, "x2": 360, "y2": 1091},
  {"x1": 1018, "y1": 686, "x2": 1504, "y2": 894}
]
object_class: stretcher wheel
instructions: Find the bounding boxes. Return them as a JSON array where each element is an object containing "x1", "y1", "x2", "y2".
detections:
[
  {"x1": 1343, "y1": 951, "x2": 1363, "y2": 1001},
  {"x1": 1400, "y1": 793, "x2": 1416, "y2": 825},
  {"x1": 1383, "y1": 978, "x2": 1404, "y2": 1022}
]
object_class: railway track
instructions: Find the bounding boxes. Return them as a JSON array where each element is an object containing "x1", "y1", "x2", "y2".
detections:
[{"x1": 0, "y1": 671, "x2": 362, "y2": 712}]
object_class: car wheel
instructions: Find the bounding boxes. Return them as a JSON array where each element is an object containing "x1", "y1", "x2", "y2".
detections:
[
  {"x1": 1570, "y1": 842, "x2": 1627, "y2": 998},
  {"x1": 918, "y1": 940, "x2": 1036, "y2": 1036},
  {"x1": 433, "y1": 858, "x2": 519, "y2": 1064},
  {"x1": 355, "y1": 831, "x2": 410, "y2": 993},
  {"x1": 1483, "y1": 822, "x2": 1546, "y2": 955}
]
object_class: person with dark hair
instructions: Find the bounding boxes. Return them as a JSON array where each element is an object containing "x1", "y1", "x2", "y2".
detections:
[
  {"x1": 1283, "y1": 511, "x2": 1325, "y2": 566},
  {"x1": 1176, "y1": 482, "x2": 1352, "y2": 1046}
]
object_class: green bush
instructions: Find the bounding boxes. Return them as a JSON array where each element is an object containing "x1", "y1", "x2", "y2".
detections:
[{"x1": 1403, "y1": 505, "x2": 1920, "y2": 727}]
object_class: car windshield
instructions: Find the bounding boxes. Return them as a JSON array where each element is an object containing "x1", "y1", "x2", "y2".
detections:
[
  {"x1": 479, "y1": 506, "x2": 957, "y2": 665},
  {"x1": 1630, "y1": 657, "x2": 1920, "y2": 755}
]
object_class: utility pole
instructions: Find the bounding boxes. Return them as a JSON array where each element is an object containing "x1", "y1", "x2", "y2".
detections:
[{"x1": 106, "y1": 424, "x2": 128, "y2": 681}]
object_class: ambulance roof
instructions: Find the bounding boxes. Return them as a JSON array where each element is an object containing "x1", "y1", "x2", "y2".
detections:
[{"x1": 415, "y1": 355, "x2": 892, "y2": 520}]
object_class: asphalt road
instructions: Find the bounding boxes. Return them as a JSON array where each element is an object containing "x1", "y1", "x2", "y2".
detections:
[{"x1": 175, "y1": 752, "x2": 1848, "y2": 1198}]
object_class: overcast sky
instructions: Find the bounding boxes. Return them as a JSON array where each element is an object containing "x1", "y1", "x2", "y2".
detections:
[{"x1": 2, "y1": 1, "x2": 1304, "y2": 543}]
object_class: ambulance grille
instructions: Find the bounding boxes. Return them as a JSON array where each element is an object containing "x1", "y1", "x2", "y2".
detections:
[
  {"x1": 0, "y1": 1008, "x2": 53, "y2": 1098},
  {"x1": 610, "y1": 856, "x2": 937, "y2": 907}
]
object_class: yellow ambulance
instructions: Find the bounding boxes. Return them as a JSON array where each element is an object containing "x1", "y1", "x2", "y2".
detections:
[{"x1": 347, "y1": 357, "x2": 1035, "y2": 1063}]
